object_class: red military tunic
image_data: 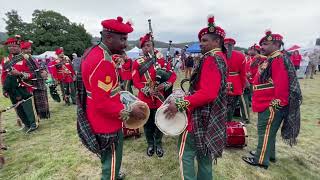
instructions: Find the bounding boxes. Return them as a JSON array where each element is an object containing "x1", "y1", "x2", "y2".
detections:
[
  {"x1": 249, "y1": 55, "x2": 267, "y2": 84},
  {"x1": 81, "y1": 44, "x2": 125, "y2": 134},
  {"x1": 245, "y1": 55, "x2": 253, "y2": 82},
  {"x1": 1, "y1": 54, "x2": 35, "y2": 92},
  {"x1": 226, "y1": 50, "x2": 246, "y2": 95},
  {"x1": 132, "y1": 50, "x2": 177, "y2": 109},
  {"x1": 183, "y1": 49, "x2": 227, "y2": 132},
  {"x1": 252, "y1": 51, "x2": 289, "y2": 112},
  {"x1": 290, "y1": 54, "x2": 302, "y2": 67},
  {"x1": 120, "y1": 58, "x2": 132, "y2": 81},
  {"x1": 49, "y1": 58, "x2": 75, "y2": 83}
]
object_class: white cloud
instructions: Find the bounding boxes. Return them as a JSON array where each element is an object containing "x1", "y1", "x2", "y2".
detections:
[{"x1": 0, "y1": 0, "x2": 319, "y2": 48}]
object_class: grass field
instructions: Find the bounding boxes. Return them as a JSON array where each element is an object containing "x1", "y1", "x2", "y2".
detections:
[{"x1": 0, "y1": 73, "x2": 319, "y2": 180}]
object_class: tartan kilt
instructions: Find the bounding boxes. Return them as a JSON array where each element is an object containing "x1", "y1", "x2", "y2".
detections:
[{"x1": 33, "y1": 89, "x2": 50, "y2": 119}]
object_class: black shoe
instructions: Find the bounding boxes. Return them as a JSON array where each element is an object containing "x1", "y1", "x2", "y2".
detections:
[
  {"x1": 0, "y1": 145, "x2": 8, "y2": 151},
  {"x1": 26, "y1": 125, "x2": 38, "y2": 134},
  {"x1": 155, "y1": 146, "x2": 164, "y2": 158},
  {"x1": 146, "y1": 145, "x2": 154, "y2": 157},
  {"x1": 116, "y1": 171, "x2": 125, "y2": 180},
  {"x1": 249, "y1": 151, "x2": 276, "y2": 163},
  {"x1": 0, "y1": 129, "x2": 7, "y2": 134},
  {"x1": 242, "y1": 156, "x2": 268, "y2": 169}
]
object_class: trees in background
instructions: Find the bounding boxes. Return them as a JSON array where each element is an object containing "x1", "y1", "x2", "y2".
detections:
[{"x1": 3, "y1": 10, "x2": 92, "y2": 56}]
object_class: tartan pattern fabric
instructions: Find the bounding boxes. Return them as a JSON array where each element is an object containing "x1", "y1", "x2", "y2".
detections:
[
  {"x1": 33, "y1": 89, "x2": 50, "y2": 119},
  {"x1": 76, "y1": 45, "x2": 118, "y2": 158},
  {"x1": 25, "y1": 55, "x2": 50, "y2": 119},
  {"x1": 281, "y1": 54, "x2": 302, "y2": 146},
  {"x1": 259, "y1": 52, "x2": 301, "y2": 146},
  {"x1": 189, "y1": 51, "x2": 228, "y2": 159}
]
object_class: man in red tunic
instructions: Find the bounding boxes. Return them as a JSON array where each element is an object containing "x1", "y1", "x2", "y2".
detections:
[
  {"x1": 290, "y1": 50, "x2": 302, "y2": 70},
  {"x1": 132, "y1": 33, "x2": 176, "y2": 157},
  {"x1": 1, "y1": 36, "x2": 39, "y2": 133},
  {"x1": 164, "y1": 15, "x2": 228, "y2": 180},
  {"x1": 79, "y1": 16, "x2": 146, "y2": 179},
  {"x1": 242, "y1": 30, "x2": 302, "y2": 169},
  {"x1": 224, "y1": 38, "x2": 249, "y2": 123},
  {"x1": 49, "y1": 48, "x2": 76, "y2": 105}
]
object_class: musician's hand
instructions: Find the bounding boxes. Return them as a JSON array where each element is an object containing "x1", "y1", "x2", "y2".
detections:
[
  {"x1": 130, "y1": 104, "x2": 147, "y2": 120},
  {"x1": 164, "y1": 100, "x2": 178, "y2": 119},
  {"x1": 16, "y1": 96, "x2": 22, "y2": 101},
  {"x1": 149, "y1": 88, "x2": 158, "y2": 97},
  {"x1": 157, "y1": 83, "x2": 165, "y2": 91},
  {"x1": 10, "y1": 69, "x2": 22, "y2": 76}
]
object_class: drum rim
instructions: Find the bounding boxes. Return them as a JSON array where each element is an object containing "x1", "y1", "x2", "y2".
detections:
[
  {"x1": 123, "y1": 101, "x2": 150, "y2": 129},
  {"x1": 155, "y1": 104, "x2": 187, "y2": 136}
]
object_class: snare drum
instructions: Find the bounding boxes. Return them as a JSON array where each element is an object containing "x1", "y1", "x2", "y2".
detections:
[{"x1": 225, "y1": 121, "x2": 248, "y2": 147}]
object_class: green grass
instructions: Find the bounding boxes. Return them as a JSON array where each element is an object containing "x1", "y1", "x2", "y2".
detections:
[{"x1": 0, "y1": 73, "x2": 320, "y2": 180}]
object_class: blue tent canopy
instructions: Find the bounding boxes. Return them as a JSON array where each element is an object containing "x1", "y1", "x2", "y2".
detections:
[{"x1": 186, "y1": 43, "x2": 200, "y2": 53}]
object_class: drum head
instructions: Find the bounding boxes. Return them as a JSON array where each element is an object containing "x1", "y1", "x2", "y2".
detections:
[
  {"x1": 155, "y1": 104, "x2": 187, "y2": 136},
  {"x1": 124, "y1": 101, "x2": 150, "y2": 129}
]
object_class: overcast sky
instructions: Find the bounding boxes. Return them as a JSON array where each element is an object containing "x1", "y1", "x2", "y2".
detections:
[{"x1": 0, "y1": 0, "x2": 319, "y2": 48}]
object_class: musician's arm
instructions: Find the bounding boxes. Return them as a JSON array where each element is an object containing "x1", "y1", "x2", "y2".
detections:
[
  {"x1": 90, "y1": 60, "x2": 130, "y2": 120},
  {"x1": 180, "y1": 57, "x2": 221, "y2": 111},
  {"x1": 132, "y1": 61, "x2": 150, "y2": 96},
  {"x1": 165, "y1": 61, "x2": 177, "y2": 85}
]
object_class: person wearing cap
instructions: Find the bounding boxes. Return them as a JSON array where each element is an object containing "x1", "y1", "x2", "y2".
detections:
[
  {"x1": 132, "y1": 32, "x2": 177, "y2": 158},
  {"x1": 242, "y1": 30, "x2": 302, "y2": 169},
  {"x1": 245, "y1": 44, "x2": 266, "y2": 106},
  {"x1": 164, "y1": 15, "x2": 228, "y2": 179},
  {"x1": 20, "y1": 41, "x2": 50, "y2": 119},
  {"x1": 49, "y1": 48, "x2": 76, "y2": 105},
  {"x1": 79, "y1": 16, "x2": 145, "y2": 180},
  {"x1": 1, "y1": 36, "x2": 39, "y2": 133},
  {"x1": 224, "y1": 38, "x2": 250, "y2": 124},
  {"x1": 247, "y1": 44, "x2": 266, "y2": 84}
]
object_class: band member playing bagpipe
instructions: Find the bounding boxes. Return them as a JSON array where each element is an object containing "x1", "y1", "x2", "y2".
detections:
[
  {"x1": 224, "y1": 38, "x2": 250, "y2": 123},
  {"x1": 77, "y1": 16, "x2": 147, "y2": 179},
  {"x1": 1, "y1": 36, "x2": 39, "y2": 133},
  {"x1": 164, "y1": 15, "x2": 228, "y2": 180},
  {"x1": 49, "y1": 48, "x2": 76, "y2": 105},
  {"x1": 132, "y1": 24, "x2": 177, "y2": 157},
  {"x1": 20, "y1": 41, "x2": 50, "y2": 119},
  {"x1": 242, "y1": 30, "x2": 302, "y2": 169}
]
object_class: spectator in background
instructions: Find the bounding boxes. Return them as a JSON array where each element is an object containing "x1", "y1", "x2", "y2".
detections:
[
  {"x1": 72, "y1": 53, "x2": 81, "y2": 74},
  {"x1": 290, "y1": 50, "x2": 302, "y2": 70},
  {"x1": 299, "y1": 52, "x2": 310, "y2": 78},
  {"x1": 307, "y1": 49, "x2": 320, "y2": 79},
  {"x1": 185, "y1": 55, "x2": 194, "y2": 78}
]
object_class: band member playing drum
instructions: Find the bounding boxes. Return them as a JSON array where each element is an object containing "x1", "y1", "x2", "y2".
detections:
[
  {"x1": 78, "y1": 16, "x2": 146, "y2": 179},
  {"x1": 132, "y1": 32, "x2": 177, "y2": 157},
  {"x1": 164, "y1": 16, "x2": 228, "y2": 180}
]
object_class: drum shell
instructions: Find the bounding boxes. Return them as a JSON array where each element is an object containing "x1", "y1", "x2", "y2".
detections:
[{"x1": 225, "y1": 121, "x2": 247, "y2": 147}]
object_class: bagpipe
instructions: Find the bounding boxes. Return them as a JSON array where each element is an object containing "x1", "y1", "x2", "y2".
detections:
[{"x1": 138, "y1": 19, "x2": 173, "y2": 101}]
